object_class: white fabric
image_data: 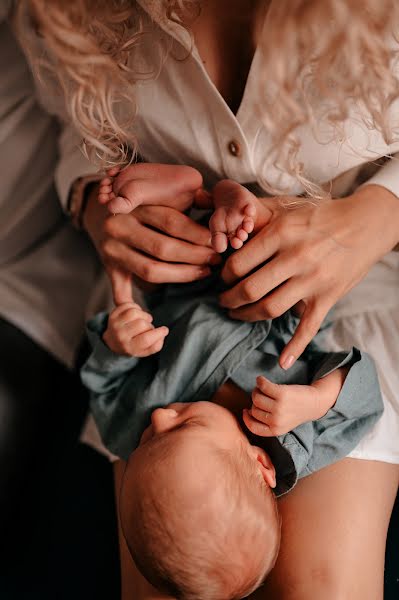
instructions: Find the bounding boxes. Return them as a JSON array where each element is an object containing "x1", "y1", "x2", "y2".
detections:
[{"x1": 0, "y1": 11, "x2": 110, "y2": 367}]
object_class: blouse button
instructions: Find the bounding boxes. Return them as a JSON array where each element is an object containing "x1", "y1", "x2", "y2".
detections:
[{"x1": 228, "y1": 139, "x2": 241, "y2": 157}]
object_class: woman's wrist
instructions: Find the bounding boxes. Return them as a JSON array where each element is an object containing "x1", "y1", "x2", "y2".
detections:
[{"x1": 349, "y1": 184, "x2": 399, "y2": 253}]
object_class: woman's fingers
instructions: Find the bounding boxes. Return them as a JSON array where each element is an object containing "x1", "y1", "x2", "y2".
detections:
[
  {"x1": 135, "y1": 205, "x2": 213, "y2": 248},
  {"x1": 279, "y1": 300, "x2": 330, "y2": 369},
  {"x1": 108, "y1": 268, "x2": 134, "y2": 305},
  {"x1": 220, "y1": 250, "x2": 300, "y2": 310},
  {"x1": 105, "y1": 238, "x2": 211, "y2": 284},
  {"x1": 116, "y1": 218, "x2": 215, "y2": 265},
  {"x1": 225, "y1": 275, "x2": 309, "y2": 322},
  {"x1": 221, "y1": 222, "x2": 279, "y2": 286}
]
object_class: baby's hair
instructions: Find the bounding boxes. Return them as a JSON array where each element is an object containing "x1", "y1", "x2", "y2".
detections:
[{"x1": 120, "y1": 439, "x2": 280, "y2": 600}]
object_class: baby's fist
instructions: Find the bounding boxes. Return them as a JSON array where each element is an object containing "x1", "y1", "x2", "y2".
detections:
[{"x1": 103, "y1": 303, "x2": 168, "y2": 357}]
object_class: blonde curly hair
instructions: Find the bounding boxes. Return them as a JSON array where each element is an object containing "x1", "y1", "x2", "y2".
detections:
[{"x1": 18, "y1": 0, "x2": 399, "y2": 194}]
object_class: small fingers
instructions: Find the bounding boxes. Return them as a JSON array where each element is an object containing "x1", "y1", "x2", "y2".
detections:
[
  {"x1": 250, "y1": 405, "x2": 272, "y2": 426},
  {"x1": 256, "y1": 376, "x2": 281, "y2": 398},
  {"x1": 132, "y1": 326, "x2": 169, "y2": 356},
  {"x1": 252, "y1": 385, "x2": 276, "y2": 411},
  {"x1": 243, "y1": 409, "x2": 273, "y2": 437},
  {"x1": 109, "y1": 302, "x2": 143, "y2": 320},
  {"x1": 136, "y1": 337, "x2": 166, "y2": 358},
  {"x1": 111, "y1": 308, "x2": 153, "y2": 328}
]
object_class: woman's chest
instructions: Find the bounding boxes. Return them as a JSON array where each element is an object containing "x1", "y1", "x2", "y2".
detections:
[{"x1": 132, "y1": 4, "x2": 399, "y2": 195}]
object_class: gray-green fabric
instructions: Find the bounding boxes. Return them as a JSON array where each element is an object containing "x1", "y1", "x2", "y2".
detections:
[{"x1": 81, "y1": 274, "x2": 383, "y2": 496}]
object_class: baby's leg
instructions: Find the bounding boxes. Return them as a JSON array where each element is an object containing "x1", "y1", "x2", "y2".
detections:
[
  {"x1": 209, "y1": 193, "x2": 256, "y2": 253},
  {"x1": 243, "y1": 368, "x2": 348, "y2": 437}
]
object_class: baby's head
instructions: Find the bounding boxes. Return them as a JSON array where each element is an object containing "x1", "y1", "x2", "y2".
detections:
[{"x1": 120, "y1": 401, "x2": 281, "y2": 600}]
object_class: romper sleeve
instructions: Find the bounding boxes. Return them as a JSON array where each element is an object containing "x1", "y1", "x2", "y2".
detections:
[
  {"x1": 80, "y1": 312, "x2": 155, "y2": 460},
  {"x1": 81, "y1": 313, "x2": 139, "y2": 401},
  {"x1": 278, "y1": 348, "x2": 384, "y2": 480}
]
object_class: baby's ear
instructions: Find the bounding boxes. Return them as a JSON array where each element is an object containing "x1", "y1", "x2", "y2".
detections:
[{"x1": 247, "y1": 445, "x2": 276, "y2": 488}]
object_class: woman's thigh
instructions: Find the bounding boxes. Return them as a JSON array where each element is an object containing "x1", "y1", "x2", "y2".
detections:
[{"x1": 251, "y1": 458, "x2": 399, "y2": 600}]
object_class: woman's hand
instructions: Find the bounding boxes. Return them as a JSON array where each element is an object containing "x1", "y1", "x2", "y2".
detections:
[
  {"x1": 220, "y1": 182, "x2": 399, "y2": 369},
  {"x1": 83, "y1": 164, "x2": 219, "y2": 304}
]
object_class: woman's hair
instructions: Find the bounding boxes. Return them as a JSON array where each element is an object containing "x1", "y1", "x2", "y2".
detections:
[{"x1": 18, "y1": 0, "x2": 399, "y2": 194}]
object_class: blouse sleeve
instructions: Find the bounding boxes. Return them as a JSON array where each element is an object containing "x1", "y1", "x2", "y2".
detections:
[{"x1": 362, "y1": 152, "x2": 399, "y2": 199}]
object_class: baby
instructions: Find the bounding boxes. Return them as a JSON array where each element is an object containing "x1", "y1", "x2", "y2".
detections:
[
  {"x1": 81, "y1": 168, "x2": 383, "y2": 599},
  {"x1": 120, "y1": 399, "x2": 281, "y2": 600}
]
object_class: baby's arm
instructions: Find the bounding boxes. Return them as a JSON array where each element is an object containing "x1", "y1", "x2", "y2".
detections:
[
  {"x1": 243, "y1": 368, "x2": 348, "y2": 437},
  {"x1": 104, "y1": 303, "x2": 169, "y2": 358}
]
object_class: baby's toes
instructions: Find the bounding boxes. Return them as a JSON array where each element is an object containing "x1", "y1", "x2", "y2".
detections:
[
  {"x1": 212, "y1": 232, "x2": 228, "y2": 253},
  {"x1": 230, "y1": 236, "x2": 244, "y2": 250},
  {"x1": 242, "y1": 216, "x2": 254, "y2": 234},
  {"x1": 244, "y1": 203, "x2": 257, "y2": 218}
]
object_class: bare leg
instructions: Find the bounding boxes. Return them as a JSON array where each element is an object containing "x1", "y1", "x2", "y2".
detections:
[{"x1": 250, "y1": 458, "x2": 399, "y2": 600}]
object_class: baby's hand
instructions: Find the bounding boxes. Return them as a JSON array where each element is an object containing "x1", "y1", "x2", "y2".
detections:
[
  {"x1": 243, "y1": 376, "x2": 321, "y2": 437},
  {"x1": 209, "y1": 181, "x2": 256, "y2": 253},
  {"x1": 103, "y1": 303, "x2": 169, "y2": 357}
]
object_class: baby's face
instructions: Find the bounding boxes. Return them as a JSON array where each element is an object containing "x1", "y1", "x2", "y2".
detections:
[
  {"x1": 139, "y1": 401, "x2": 247, "y2": 451},
  {"x1": 134, "y1": 401, "x2": 276, "y2": 490}
]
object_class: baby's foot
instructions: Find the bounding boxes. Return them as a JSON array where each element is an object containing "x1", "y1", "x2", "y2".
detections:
[
  {"x1": 243, "y1": 371, "x2": 345, "y2": 437},
  {"x1": 103, "y1": 303, "x2": 169, "y2": 358},
  {"x1": 209, "y1": 196, "x2": 256, "y2": 253}
]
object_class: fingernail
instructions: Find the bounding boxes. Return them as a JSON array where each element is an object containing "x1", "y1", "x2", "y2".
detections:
[
  {"x1": 208, "y1": 254, "x2": 222, "y2": 265},
  {"x1": 281, "y1": 355, "x2": 295, "y2": 370}
]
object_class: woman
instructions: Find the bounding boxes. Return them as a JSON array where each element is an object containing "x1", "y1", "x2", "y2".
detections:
[{"x1": 20, "y1": 0, "x2": 399, "y2": 598}]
